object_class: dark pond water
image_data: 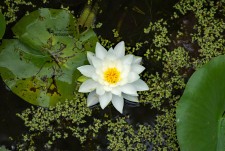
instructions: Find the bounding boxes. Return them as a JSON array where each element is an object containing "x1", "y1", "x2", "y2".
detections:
[{"x1": 0, "y1": 0, "x2": 180, "y2": 150}]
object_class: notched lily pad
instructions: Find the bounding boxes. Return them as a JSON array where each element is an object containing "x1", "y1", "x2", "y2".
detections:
[
  {"x1": 0, "y1": 8, "x2": 98, "y2": 107},
  {"x1": 177, "y1": 55, "x2": 225, "y2": 151}
]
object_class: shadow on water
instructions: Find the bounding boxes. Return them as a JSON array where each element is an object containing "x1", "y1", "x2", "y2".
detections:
[
  {"x1": 0, "y1": 77, "x2": 30, "y2": 150},
  {"x1": 95, "y1": 0, "x2": 178, "y2": 43}
]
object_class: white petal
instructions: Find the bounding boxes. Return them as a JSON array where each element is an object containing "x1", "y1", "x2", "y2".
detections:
[
  {"x1": 77, "y1": 65, "x2": 95, "y2": 78},
  {"x1": 108, "y1": 47, "x2": 114, "y2": 53},
  {"x1": 95, "y1": 42, "x2": 107, "y2": 60},
  {"x1": 122, "y1": 54, "x2": 133, "y2": 65},
  {"x1": 123, "y1": 93, "x2": 139, "y2": 102},
  {"x1": 121, "y1": 64, "x2": 131, "y2": 78},
  {"x1": 99, "y1": 92, "x2": 112, "y2": 109},
  {"x1": 92, "y1": 74, "x2": 99, "y2": 81},
  {"x1": 127, "y1": 72, "x2": 140, "y2": 83},
  {"x1": 87, "y1": 91, "x2": 99, "y2": 107},
  {"x1": 105, "y1": 51, "x2": 118, "y2": 61},
  {"x1": 96, "y1": 86, "x2": 105, "y2": 95},
  {"x1": 87, "y1": 51, "x2": 95, "y2": 65},
  {"x1": 113, "y1": 41, "x2": 125, "y2": 57},
  {"x1": 132, "y1": 56, "x2": 142, "y2": 64},
  {"x1": 114, "y1": 60, "x2": 123, "y2": 71},
  {"x1": 120, "y1": 84, "x2": 138, "y2": 96},
  {"x1": 131, "y1": 64, "x2": 145, "y2": 74},
  {"x1": 112, "y1": 95, "x2": 124, "y2": 113},
  {"x1": 103, "y1": 85, "x2": 112, "y2": 91},
  {"x1": 111, "y1": 87, "x2": 122, "y2": 96},
  {"x1": 92, "y1": 56, "x2": 102, "y2": 69},
  {"x1": 79, "y1": 79, "x2": 98, "y2": 92},
  {"x1": 132, "y1": 79, "x2": 149, "y2": 91}
]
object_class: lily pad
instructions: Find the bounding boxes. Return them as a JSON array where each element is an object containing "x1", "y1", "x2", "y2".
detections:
[
  {"x1": 177, "y1": 55, "x2": 225, "y2": 151},
  {"x1": 0, "y1": 11, "x2": 6, "y2": 39},
  {"x1": 0, "y1": 8, "x2": 98, "y2": 107}
]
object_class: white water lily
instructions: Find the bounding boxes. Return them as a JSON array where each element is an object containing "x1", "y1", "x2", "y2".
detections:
[{"x1": 77, "y1": 41, "x2": 149, "y2": 113}]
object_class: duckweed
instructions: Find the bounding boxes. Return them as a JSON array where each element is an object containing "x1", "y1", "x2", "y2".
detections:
[{"x1": 1, "y1": 0, "x2": 225, "y2": 150}]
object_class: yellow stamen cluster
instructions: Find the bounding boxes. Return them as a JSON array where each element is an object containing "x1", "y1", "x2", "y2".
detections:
[{"x1": 104, "y1": 67, "x2": 121, "y2": 84}]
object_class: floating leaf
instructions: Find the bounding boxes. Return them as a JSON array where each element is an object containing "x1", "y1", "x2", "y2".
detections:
[
  {"x1": 0, "y1": 8, "x2": 98, "y2": 107},
  {"x1": 177, "y1": 55, "x2": 225, "y2": 151},
  {"x1": 0, "y1": 11, "x2": 6, "y2": 39}
]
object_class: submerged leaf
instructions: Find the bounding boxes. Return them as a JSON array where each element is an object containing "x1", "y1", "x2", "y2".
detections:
[
  {"x1": 177, "y1": 55, "x2": 225, "y2": 151},
  {"x1": 0, "y1": 8, "x2": 98, "y2": 107}
]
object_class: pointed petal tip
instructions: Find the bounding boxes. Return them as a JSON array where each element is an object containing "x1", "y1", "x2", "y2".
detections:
[
  {"x1": 95, "y1": 42, "x2": 101, "y2": 50},
  {"x1": 96, "y1": 41, "x2": 101, "y2": 46},
  {"x1": 140, "y1": 82, "x2": 149, "y2": 91},
  {"x1": 133, "y1": 56, "x2": 142, "y2": 64},
  {"x1": 121, "y1": 84, "x2": 138, "y2": 96},
  {"x1": 118, "y1": 109, "x2": 123, "y2": 114},
  {"x1": 131, "y1": 64, "x2": 145, "y2": 74},
  {"x1": 77, "y1": 65, "x2": 95, "y2": 78},
  {"x1": 77, "y1": 66, "x2": 81, "y2": 71},
  {"x1": 123, "y1": 93, "x2": 139, "y2": 102},
  {"x1": 87, "y1": 91, "x2": 99, "y2": 107},
  {"x1": 99, "y1": 92, "x2": 112, "y2": 109},
  {"x1": 87, "y1": 51, "x2": 95, "y2": 65},
  {"x1": 114, "y1": 41, "x2": 125, "y2": 57},
  {"x1": 119, "y1": 41, "x2": 124, "y2": 45},
  {"x1": 87, "y1": 51, "x2": 94, "y2": 55},
  {"x1": 78, "y1": 79, "x2": 98, "y2": 93},
  {"x1": 112, "y1": 95, "x2": 124, "y2": 114},
  {"x1": 95, "y1": 42, "x2": 107, "y2": 60},
  {"x1": 132, "y1": 79, "x2": 149, "y2": 91}
]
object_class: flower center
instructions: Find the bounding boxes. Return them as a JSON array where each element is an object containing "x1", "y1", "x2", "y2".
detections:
[{"x1": 103, "y1": 67, "x2": 121, "y2": 84}]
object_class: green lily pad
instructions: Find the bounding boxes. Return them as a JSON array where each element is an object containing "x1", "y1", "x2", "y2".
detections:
[
  {"x1": 177, "y1": 55, "x2": 225, "y2": 151},
  {"x1": 0, "y1": 11, "x2": 6, "y2": 39},
  {"x1": 0, "y1": 8, "x2": 98, "y2": 107}
]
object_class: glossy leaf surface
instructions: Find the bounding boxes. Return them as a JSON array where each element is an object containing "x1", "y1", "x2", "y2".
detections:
[{"x1": 177, "y1": 55, "x2": 225, "y2": 151}]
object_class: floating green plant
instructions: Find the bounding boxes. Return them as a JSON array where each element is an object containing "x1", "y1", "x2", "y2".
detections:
[
  {"x1": 0, "y1": 8, "x2": 98, "y2": 107},
  {"x1": 177, "y1": 55, "x2": 225, "y2": 151}
]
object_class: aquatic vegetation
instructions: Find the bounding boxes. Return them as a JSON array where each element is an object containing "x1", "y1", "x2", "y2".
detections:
[
  {"x1": 1, "y1": 0, "x2": 225, "y2": 150},
  {"x1": 0, "y1": 8, "x2": 98, "y2": 107},
  {"x1": 77, "y1": 41, "x2": 149, "y2": 113},
  {"x1": 177, "y1": 55, "x2": 225, "y2": 151},
  {"x1": 16, "y1": 92, "x2": 92, "y2": 150}
]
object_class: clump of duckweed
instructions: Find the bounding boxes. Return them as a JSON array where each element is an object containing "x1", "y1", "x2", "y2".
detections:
[
  {"x1": 105, "y1": 117, "x2": 147, "y2": 151},
  {"x1": 144, "y1": 19, "x2": 171, "y2": 61},
  {"x1": 3, "y1": 0, "x2": 225, "y2": 150},
  {"x1": 0, "y1": 0, "x2": 35, "y2": 24},
  {"x1": 152, "y1": 108, "x2": 178, "y2": 151},
  {"x1": 16, "y1": 92, "x2": 92, "y2": 150},
  {"x1": 98, "y1": 36, "x2": 115, "y2": 48},
  {"x1": 174, "y1": 0, "x2": 225, "y2": 68},
  {"x1": 128, "y1": 0, "x2": 225, "y2": 150}
]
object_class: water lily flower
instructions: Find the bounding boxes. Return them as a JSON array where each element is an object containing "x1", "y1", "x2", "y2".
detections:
[{"x1": 77, "y1": 41, "x2": 149, "y2": 113}]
